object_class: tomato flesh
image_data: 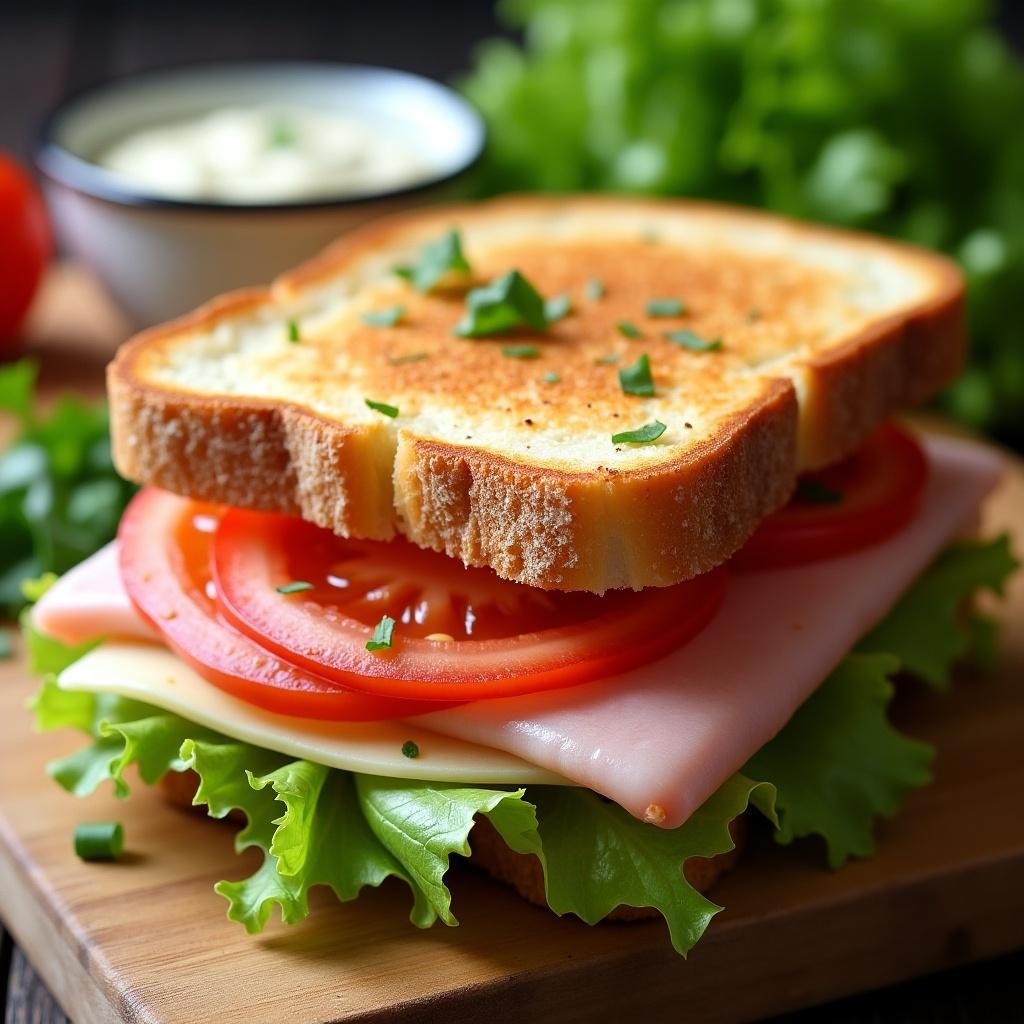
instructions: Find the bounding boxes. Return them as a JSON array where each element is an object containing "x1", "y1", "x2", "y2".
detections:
[
  {"x1": 735, "y1": 422, "x2": 928, "y2": 570},
  {"x1": 211, "y1": 509, "x2": 728, "y2": 702},
  {"x1": 117, "y1": 488, "x2": 457, "y2": 720}
]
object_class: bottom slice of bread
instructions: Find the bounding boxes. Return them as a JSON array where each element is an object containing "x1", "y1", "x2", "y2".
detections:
[{"x1": 158, "y1": 771, "x2": 744, "y2": 923}]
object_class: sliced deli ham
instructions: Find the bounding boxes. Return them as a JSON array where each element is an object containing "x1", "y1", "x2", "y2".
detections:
[
  {"x1": 34, "y1": 434, "x2": 1003, "y2": 829},
  {"x1": 421, "y1": 435, "x2": 1003, "y2": 826}
]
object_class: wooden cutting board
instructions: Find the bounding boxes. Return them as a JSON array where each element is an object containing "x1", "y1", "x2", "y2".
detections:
[{"x1": 0, "y1": 269, "x2": 1022, "y2": 1024}]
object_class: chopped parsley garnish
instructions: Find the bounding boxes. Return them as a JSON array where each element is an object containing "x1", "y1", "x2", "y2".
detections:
[
  {"x1": 747, "y1": 308, "x2": 763, "y2": 322},
  {"x1": 795, "y1": 479, "x2": 844, "y2": 505},
  {"x1": 646, "y1": 298, "x2": 686, "y2": 317},
  {"x1": 394, "y1": 229, "x2": 471, "y2": 292},
  {"x1": 268, "y1": 118, "x2": 297, "y2": 148},
  {"x1": 611, "y1": 420, "x2": 667, "y2": 445},
  {"x1": 619, "y1": 353, "x2": 655, "y2": 396},
  {"x1": 388, "y1": 352, "x2": 430, "y2": 366},
  {"x1": 584, "y1": 277, "x2": 605, "y2": 301},
  {"x1": 276, "y1": 581, "x2": 314, "y2": 595},
  {"x1": 455, "y1": 269, "x2": 549, "y2": 337},
  {"x1": 401, "y1": 740, "x2": 420, "y2": 759},
  {"x1": 664, "y1": 329, "x2": 723, "y2": 352},
  {"x1": 545, "y1": 293, "x2": 572, "y2": 323},
  {"x1": 361, "y1": 305, "x2": 405, "y2": 327},
  {"x1": 617, "y1": 320, "x2": 643, "y2": 339},
  {"x1": 365, "y1": 399, "x2": 400, "y2": 418},
  {"x1": 502, "y1": 344, "x2": 541, "y2": 359},
  {"x1": 594, "y1": 352, "x2": 621, "y2": 365},
  {"x1": 286, "y1": 319, "x2": 301, "y2": 344},
  {"x1": 74, "y1": 822, "x2": 124, "y2": 861},
  {"x1": 366, "y1": 614, "x2": 396, "y2": 652},
  {"x1": 541, "y1": 371, "x2": 561, "y2": 384}
]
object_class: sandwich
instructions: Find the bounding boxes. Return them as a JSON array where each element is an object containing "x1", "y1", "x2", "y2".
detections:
[{"x1": 25, "y1": 196, "x2": 1017, "y2": 955}]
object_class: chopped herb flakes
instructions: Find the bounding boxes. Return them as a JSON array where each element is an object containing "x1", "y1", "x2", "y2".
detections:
[
  {"x1": 401, "y1": 740, "x2": 420, "y2": 759},
  {"x1": 366, "y1": 614, "x2": 396, "y2": 652},
  {"x1": 268, "y1": 118, "x2": 297, "y2": 148},
  {"x1": 361, "y1": 305, "x2": 405, "y2": 327},
  {"x1": 394, "y1": 229, "x2": 471, "y2": 292},
  {"x1": 456, "y1": 269, "x2": 549, "y2": 337},
  {"x1": 617, "y1": 321, "x2": 642, "y2": 339},
  {"x1": 584, "y1": 277, "x2": 605, "y2": 301},
  {"x1": 286, "y1": 320, "x2": 301, "y2": 344},
  {"x1": 541, "y1": 371, "x2": 561, "y2": 384},
  {"x1": 594, "y1": 353, "x2": 621, "y2": 365},
  {"x1": 747, "y1": 308, "x2": 763, "y2": 322},
  {"x1": 365, "y1": 399, "x2": 400, "y2": 418},
  {"x1": 502, "y1": 345, "x2": 541, "y2": 359},
  {"x1": 619, "y1": 353, "x2": 655, "y2": 396},
  {"x1": 545, "y1": 293, "x2": 572, "y2": 323},
  {"x1": 276, "y1": 581, "x2": 314, "y2": 595},
  {"x1": 388, "y1": 352, "x2": 430, "y2": 366},
  {"x1": 795, "y1": 479, "x2": 844, "y2": 505},
  {"x1": 664, "y1": 329, "x2": 723, "y2": 352},
  {"x1": 646, "y1": 298, "x2": 686, "y2": 317},
  {"x1": 612, "y1": 420, "x2": 667, "y2": 445}
]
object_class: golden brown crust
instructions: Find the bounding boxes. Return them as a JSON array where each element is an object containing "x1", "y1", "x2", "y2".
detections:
[
  {"x1": 108, "y1": 195, "x2": 964, "y2": 592},
  {"x1": 158, "y1": 772, "x2": 743, "y2": 922}
]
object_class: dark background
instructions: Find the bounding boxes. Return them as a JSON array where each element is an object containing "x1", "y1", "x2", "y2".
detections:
[{"x1": 1, "y1": 2, "x2": 1023, "y2": 1023}]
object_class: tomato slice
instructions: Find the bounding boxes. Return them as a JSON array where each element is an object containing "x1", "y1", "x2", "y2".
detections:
[
  {"x1": 734, "y1": 422, "x2": 929, "y2": 571},
  {"x1": 117, "y1": 488, "x2": 457, "y2": 720},
  {"x1": 211, "y1": 509, "x2": 728, "y2": 702}
]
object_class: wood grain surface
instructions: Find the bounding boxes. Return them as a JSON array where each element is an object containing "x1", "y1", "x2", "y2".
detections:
[{"x1": 0, "y1": 267, "x2": 1022, "y2": 1023}]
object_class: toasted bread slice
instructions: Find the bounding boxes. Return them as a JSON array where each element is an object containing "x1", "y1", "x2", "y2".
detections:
[{"x1": 109, "y1": 196, "x2": 963, "y2": 592}]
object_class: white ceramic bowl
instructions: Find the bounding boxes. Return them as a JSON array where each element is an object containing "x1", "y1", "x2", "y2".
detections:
[{"x1": 36, "y1": 62, "x2": 485, "y2": 328}]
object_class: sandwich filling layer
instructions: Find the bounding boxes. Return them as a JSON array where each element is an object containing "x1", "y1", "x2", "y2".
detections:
[{"x1": 34, "y1": 432, "x2": 1002, "y2": 828}]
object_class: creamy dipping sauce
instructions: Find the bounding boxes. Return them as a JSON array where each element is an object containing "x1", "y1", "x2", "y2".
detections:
[{"x1": 97, "y1": 105, "x2": 428, "y2": 203}]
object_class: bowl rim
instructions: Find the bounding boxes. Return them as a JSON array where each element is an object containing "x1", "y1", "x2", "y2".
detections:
[{"x1": 34, "y1": 58, "x2": 486, "y2": 214}]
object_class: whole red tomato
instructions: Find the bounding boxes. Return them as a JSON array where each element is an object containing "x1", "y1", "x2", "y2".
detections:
[{"x1": 0, "y1": 154, "x2": 51, "y2": 346}]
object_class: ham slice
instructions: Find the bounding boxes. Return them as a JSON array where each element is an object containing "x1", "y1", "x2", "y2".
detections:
[
  {"x1": 422, "y1": 435, "x2": 1003, "y2": 825},
  {"x1": 33, "y1": 434, "x2": 1003, "y2": 827},
  {"x1": 33, "y1": 541, "x2": 156, "y2": 645}
]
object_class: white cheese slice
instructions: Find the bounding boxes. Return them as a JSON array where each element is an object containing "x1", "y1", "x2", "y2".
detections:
[{"x1": 58, "y1": 643, "x2": 569, "y2": 786}]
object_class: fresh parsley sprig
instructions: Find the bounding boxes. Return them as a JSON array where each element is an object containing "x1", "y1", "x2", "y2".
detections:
[
  {"x1": 455, "y1": 269, "x2": 550, "y2": 338},
  {"x1": 619, "y1": 354, "x2": 655, "y2": 396},
  {"x1": 394, "y1": 230, "x2": 471, "y2": 293}
]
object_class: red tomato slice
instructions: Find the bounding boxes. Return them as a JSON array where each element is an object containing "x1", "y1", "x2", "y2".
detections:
[
  {"x1": 211, "y1": 509, "x2": 728, "y2": 702},
  {"x1": 117, "y1": 488, "x2": 456, "y2": 720},
  {"x1": 734, "y1": 422, "x2": 929, "y2": 571}
]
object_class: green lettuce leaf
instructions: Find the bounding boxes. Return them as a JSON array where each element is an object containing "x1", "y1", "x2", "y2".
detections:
[
  {"x1": 745, "y1": 537, "x2": 1017, "y2": 867},
  {"x1": 533, "y1": 775, "x2": 775, "y2": 955},
  {"x1": 353, "y1": 776, "x2": 542, "y2": 927},
  {"x1": 744, "y1": 655, "x2": 933, "y2": 868},
  {"x1": 858, "y1": 535, "x2": 1018, "y2": 688}
]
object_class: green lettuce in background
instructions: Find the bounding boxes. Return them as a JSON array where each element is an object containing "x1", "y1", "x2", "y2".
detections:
[
  {"x1": 24, "y1": 535, "x2": 1016, "y2": 955},
  {"x1": 462, "y1": 0, "x2": 1024, "y2": 446},
  {"x1": 0, "y1": 361, "x2": 135, "y2": 616}
]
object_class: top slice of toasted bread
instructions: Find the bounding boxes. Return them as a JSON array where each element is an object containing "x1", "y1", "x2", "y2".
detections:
[{"x1": 108, "y1": 196, "x2": 963, "y2": 593}]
